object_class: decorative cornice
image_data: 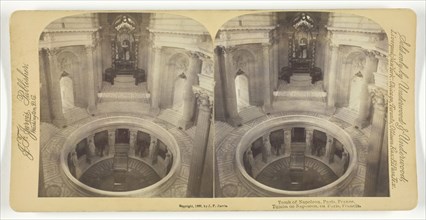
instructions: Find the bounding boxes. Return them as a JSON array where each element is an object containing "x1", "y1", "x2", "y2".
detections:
[
  {"x1": 43, "y1": 27, "x2": 100, "y2": 34},
  {"x1": 218, "y1": 26, "x2": 276, "y2": 32},
  {"x1": 148, "y1": 28, "x2": 209, "y2": 37},
  {"x1": 326, "y1": 26, "x2": 384, "y2": 34}
]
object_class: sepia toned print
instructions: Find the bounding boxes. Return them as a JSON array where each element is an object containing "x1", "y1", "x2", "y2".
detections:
[
  {"x1": 9, "y1": 9, "x2": 418, "y2": 211},
  {"x1": 214, "y1": 12, "x2": 390, "y2": 197},
  {"x1": 38, "y1": 13, "x2": 214, "y2": 198}
]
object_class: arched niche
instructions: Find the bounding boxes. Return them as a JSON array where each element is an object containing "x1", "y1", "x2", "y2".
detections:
[
  {"x1": 235, "y1": 72, "x2": 250, "y2": 112},
  {"x1": 344, "y1": 51, "x2": 367, "y2": 113},
  {"x1": 56, "y1": 50, "x2": 80, "y2": 112},
  {"x1": 163, "y1": 52, "x2": 190, "y2": 109},
  {"x1": 231, "y1": 48, "x2": 256, "y2": 108},
  {"x1": 172, "y1": 76, "x2": 186, "y2": 111},
  {"x1": 60, "y1": 74, "x2": 75, "y2": 113}
]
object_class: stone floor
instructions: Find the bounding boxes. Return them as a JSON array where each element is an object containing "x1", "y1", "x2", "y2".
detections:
[{"x1": 215, "y1": 111, "x2": 369, "y2": 197}]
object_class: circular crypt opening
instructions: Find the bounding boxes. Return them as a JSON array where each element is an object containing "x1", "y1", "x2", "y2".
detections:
[
  {"x1": 236, "y1": 115, "x2": 357, "y2": 196},
  {"x1": 60, "y1": 116, "x2": 181, "y2": 197}
]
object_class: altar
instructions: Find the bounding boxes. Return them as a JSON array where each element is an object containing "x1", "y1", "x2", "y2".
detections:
[{"x1": 104, "y1": 15, "x2": 146, "y2": 85}]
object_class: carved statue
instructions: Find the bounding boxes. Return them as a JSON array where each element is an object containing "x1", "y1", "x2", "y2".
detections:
[
  {"x1": 149, "y1": 138, "x2": 158, "y2": 164},
  {"x1": 262, "y1": 135, "x2": 272, "y2": 163},
  {"x1": 71, "y1": 151, "x2": 81, "y2": 178},
  {"x1": 245, "y1": 149, "x2": 255, "y2": 176},
  {"x1": 164, "y1": 151, "x2": 172, "y2": 175}
]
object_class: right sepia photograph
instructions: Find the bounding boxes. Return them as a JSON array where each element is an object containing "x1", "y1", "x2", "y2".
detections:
[{"x1": 214, "y1": 11, "x2": 389, "y2": 197}]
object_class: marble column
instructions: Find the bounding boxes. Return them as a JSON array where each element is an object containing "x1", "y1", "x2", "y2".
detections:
[
  {"x1": 273, "y1": 39, "x2": 280, "y2": 91},
  {"x1": 186, "y1": 89, "x2": 212, "y2": 197},
  {"x1": 129, "y1": 129, "x2": 137, "y2": 157},
  {"x1": 107, "y1": 129, "x2": 116, "y2": 156},
  {"x1": 376, "y1": 121, "x2": 389, "y2": 196},
  {"x1": 46, "y1": 48, "x2": 66, "y2": 127},
  {"x1": 305, "y1": 128, "x2": 314, "y2": 155},
  {"x1": 283, "y1": 128, "x2": 292, "y2": 156},
  {"x1": 262, "y1": 43, "x2": 272, "y2": 112},
  {"x1": 222, "y1": 47, "x2": 242, "y2": 126},
  {"x1": 327, "y1": 44, "x2": 339, "y2": 113},
  {"x1": 96, "y1": 36, "x2": 103, "y2": 91},
  {"x1": 356, "y1": 51, "x2": 378, "y2": 128},
  {"x1": 364, "y1": 89, "x2": 387, "y2": 196},
  {"x1": 150, "y1": 46, "x2": 162, "y2": 115},
  {"x1": 39, "y1": 49, "x2": 52, "y2": 123},
  {"x1": 85, "y1": 45, "x2": 97, "y2": 114},
  {"x1": 214, "y1": 47, "x2": 226, "y2": 121},
  {"x1": 179, "y1": 52, "x2": 201, "y2": 129},
  {"x1": 262, "y1": 134, "x2": 272, "y2": 163}
]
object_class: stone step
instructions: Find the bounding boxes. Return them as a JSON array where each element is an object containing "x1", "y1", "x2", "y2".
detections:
[
  {"x1": 96, "y1": 102, "x2": 151, "y2": 114},
  {"x1": 334, "y1": 107, "x2": 358, "y2": 125},
  {"x1": 98, "y1": 82, "x2": 150, "y2": 103},
  {"x1": 290, "y1": 74, "x2": 312, "y2": 86},
  {"x1": 239, "y1": 106, "x2": 265, "y2": 124},
  {"x1": 115, "y1": 75, "x2": 134, "y2": 83},
  {"x1": 157, "y1": 109, "x2": 183, "y2": 127},
  {"x1": 63, "y1": 107, "x2": 90, "y2": 124}
]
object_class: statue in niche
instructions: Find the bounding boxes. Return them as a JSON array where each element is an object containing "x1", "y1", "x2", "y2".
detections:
[
  {"x1": 298, "y1": 37, "x2": 308, "y2": 58},
  {"x1": 104, "y1": 15, "x2": 146, "y2": 85},
  {"x1": 119, "y1": 39, "x2": 131, "y2": 61}
]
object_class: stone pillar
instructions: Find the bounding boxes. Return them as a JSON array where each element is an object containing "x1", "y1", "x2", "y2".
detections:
[
  {"x1": 261, "y1": 134, "x2": 272, "y2": 163},
  {"x1": 186, "y1": 88, "x2": 212, "y2": 197},
  {"x1": 262, "y1": 43, "x2": 272, "y2": 112},
  {"x1": 179, "y1": 52, "x2": 201, "y2": 129},
  {"x1": 214, "y1": 47, "x2": 226, "y2": 121},
  {"x1": 283, "y1": 128, "x2": 292, "y2": 156},
  {"x1": 305, "y1": 128, "x2": 314, "y2": 155},
  {"x1": 376, "y1": 122, "x2": 389, "y2": 196},
  {"x1": 85, "y1": 45, "x2": 97, "y2": 114},
  {"x1": 46, "y1": 48, "x2": 66, "y2": 127},
  {"x1": 148, "y1": 137, "x2": 159, "y2": 164},
  {"x1": 150, "y1": 46, "x2": 162, "y2": 115},
  {"x1": 327, "y1": 44, "x2": 339, "y2": 113},
  {"x1": 325, "y1": 135, "x2": 335, "y2": 163},
  {"x1": 107, "y1": 129, "x2": 116, "y2": 156},
  {"x1": 272, "y1": 36, "x2": 280, "y2": 91},
  {"x1": 356, "y1": 51, "x2": 378, "y2": 128},
  {"x1": 222, "y1": 47, "x2": 242, "y2": 126},
  {"x1": 39, "y1": 49, "x2": 52, "y2": 123},
  {"x1": 128, "y1": 129, "x2": 137, "y2": 157},
  {"x1": 364, "y1": 88, "x2": 387, "y2": 196},
  {"x1": 96, "y1": 37, "x2": 103, "y2": 91}
]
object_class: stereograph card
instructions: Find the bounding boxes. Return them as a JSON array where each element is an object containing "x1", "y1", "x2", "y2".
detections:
[{"x1": 9, "y1": 9, "x2": 418, "y2": 211}]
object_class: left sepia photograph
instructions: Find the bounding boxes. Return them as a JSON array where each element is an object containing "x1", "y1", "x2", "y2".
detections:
[{"x1": 38, "y1": 12, "x2": 214, "y2": 198}]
